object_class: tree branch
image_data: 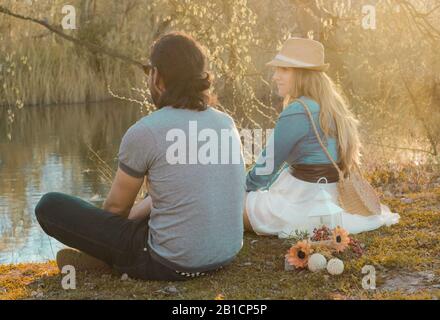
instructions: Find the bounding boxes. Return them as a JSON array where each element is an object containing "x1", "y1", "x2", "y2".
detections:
[
  {"x1": 0, "y1": 5, "x2": 146, "y2": 70},
  {"x1": 398, "y1": 63, "x2": 438, "y2": 156},
  {"x1": 397, "y1": 0, "x2": 440, "y2": 42},
  {"x1": 364, "y1": 141, "x2": 436, "y2": 156}
]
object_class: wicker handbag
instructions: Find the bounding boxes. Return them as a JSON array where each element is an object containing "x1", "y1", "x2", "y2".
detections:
[{"x1": 295, "y1": 98, "x2": 381, "y2": 216}]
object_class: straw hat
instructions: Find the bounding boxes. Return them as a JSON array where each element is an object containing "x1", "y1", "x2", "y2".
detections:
[{"x1": 266, "y1": 37, "x2": 330, "y2": 72}]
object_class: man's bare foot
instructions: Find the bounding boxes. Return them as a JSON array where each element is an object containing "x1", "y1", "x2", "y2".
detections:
[{"x1": 56, "y1": 248, "x2": 113, "y2": 274}]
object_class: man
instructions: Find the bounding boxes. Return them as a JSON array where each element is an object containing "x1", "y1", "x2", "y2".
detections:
[{"x1": 35, "y1": 31, "x2": 246, "y2": 280}]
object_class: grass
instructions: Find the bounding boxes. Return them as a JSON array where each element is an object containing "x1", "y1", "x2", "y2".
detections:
[{"x1": 1, "y1": 179, "x2": 439, "y2": 300}]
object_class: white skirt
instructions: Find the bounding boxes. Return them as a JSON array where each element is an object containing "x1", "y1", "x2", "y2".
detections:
[{"x1": 246, "y1": 168, "x2": 400, "y2": 238}]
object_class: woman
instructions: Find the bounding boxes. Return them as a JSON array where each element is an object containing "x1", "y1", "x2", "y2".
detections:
[{"x1": 244, "y1": 37, "x2": 399, "y2": 238}]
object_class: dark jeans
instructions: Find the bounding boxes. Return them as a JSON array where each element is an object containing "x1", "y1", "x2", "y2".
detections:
[{"x1": 35, "y1": 192, "x2": 185, "y2": 281}]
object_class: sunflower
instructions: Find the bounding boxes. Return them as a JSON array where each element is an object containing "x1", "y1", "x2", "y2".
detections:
[
  {"x1": 285, "y1": 240, "x2": 313, "y2": 269},
  {"x1": 331, "y1": 226, "x2": 350, "y2": 252}
]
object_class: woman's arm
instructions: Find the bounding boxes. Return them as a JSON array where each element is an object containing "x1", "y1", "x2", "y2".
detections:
[
  {"x1": 128, "y1": 195, "x2": 152, "y2": 220},
  {"x1": 245, "y1": 112, "x2": 308, "y2": 192}
]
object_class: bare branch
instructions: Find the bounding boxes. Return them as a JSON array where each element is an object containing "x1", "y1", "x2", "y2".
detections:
[
  {"x1": 364, "y1": 141, "x2": 436, "y2": 155},
  {"x1": 0, "y1": 5, "x2": 145, "y2": 70},
  {"x1": 397, "y1": 0, "x2": 440, "y2": 42},
  {"x1": 397, "y1": 63, "x2": 438, "y2": 156}
]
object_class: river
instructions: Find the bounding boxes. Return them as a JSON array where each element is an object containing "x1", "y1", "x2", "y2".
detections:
[{"x1": 0, "y1": 101, "x2": 144, "y2": 264}]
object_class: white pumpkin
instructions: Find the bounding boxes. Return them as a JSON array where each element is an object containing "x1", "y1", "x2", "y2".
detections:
[
  {"x1": 307, "y1": 253, "x2": 327, "y2": 272},
  {"x1": 327, "y1": 258, "x2": 344, "y2": 275}
]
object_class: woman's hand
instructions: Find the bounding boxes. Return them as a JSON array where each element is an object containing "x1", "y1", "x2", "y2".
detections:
[{"x1": 128, "y1": 195, "x2": 153, "y2": 220}]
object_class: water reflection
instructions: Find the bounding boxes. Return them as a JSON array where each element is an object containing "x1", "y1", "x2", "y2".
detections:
[{"x1": 0, "y1": 101, "x2": 144, "y2": 264}]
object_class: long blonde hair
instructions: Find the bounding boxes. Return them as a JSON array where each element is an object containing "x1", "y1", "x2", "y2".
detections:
[{"x1": 284, "y1": 68, "x2": 361, "y2": 174}]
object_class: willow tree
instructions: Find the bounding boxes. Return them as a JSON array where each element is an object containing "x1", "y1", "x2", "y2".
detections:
[
  {"x1": 285, "y1": 0, "x2": 440, "y2": 158},
  {"x1": 1, "y1": 0, "x2": 439, "y2": 159}
]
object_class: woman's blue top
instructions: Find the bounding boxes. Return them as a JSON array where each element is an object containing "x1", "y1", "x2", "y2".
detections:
[{"x1": 245, "y1": 96, "x2": 339, "y2": 192}]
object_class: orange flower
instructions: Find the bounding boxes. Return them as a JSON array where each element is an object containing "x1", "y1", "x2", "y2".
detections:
[
  {"x1": 332, "y1": 226, "x2": 350, "y2": 252},
  {"x1": 285, "y1": 240, "x2": 313, "y2": 269}
]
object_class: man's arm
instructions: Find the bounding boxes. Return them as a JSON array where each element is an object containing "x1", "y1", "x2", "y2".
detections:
[{"x1": 102, "y1": 168, "x2": 144, "y2": 217}]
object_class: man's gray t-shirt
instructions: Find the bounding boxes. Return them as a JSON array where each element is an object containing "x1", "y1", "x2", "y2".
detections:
[{"x1": 118, "y1": 106, "x2": 246, "y2": 272}]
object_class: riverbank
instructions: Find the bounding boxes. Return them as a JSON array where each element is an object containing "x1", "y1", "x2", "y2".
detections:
[{"x1": 1, "y1": 174, "x2": 439, "y2": 300}]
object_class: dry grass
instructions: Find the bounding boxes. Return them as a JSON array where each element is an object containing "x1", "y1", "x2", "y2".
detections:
[
  {"x1": 1, "y1": 176, "x2": 438, "y2": 300},
  {"x1": 1, "y1": 41, "x2": 143, "y2": 107}
]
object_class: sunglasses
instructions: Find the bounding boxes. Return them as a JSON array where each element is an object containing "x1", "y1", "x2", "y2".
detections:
[{"x1": 142, "y1": 63, "x2": 153, "y2": 75}]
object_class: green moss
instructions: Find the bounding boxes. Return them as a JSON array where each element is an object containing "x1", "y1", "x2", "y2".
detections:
[{"x1": 1, "y1": 167, "x2": 439, "y2": 300}]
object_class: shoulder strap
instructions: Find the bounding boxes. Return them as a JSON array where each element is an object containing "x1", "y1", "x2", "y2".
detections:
[{"x1": 294, "y1": 98, "x2": 344, "y2": 178}]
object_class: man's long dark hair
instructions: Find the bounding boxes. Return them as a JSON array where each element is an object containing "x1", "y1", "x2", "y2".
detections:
[{"x1": 150, "y1": 31, "x2": 216, "y2": 111}]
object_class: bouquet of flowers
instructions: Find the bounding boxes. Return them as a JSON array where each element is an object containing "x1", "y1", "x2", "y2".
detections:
[{"x1": 284, "y1": 226, "x2": 364, "y2": 275}]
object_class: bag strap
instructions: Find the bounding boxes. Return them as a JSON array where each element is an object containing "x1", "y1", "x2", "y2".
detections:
[{"x1": 294, "y1": 98, "x2": 344, "y2": 179}]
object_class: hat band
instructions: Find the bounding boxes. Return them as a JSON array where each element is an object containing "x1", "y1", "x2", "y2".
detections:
[{"x1": 274, "y1": 54, "x2": 320, "y2": 68}]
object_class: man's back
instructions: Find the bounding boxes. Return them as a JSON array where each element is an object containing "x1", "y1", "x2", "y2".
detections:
[{"x1": 118, "y1": 106, "x2": 246, "y2": 272}]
